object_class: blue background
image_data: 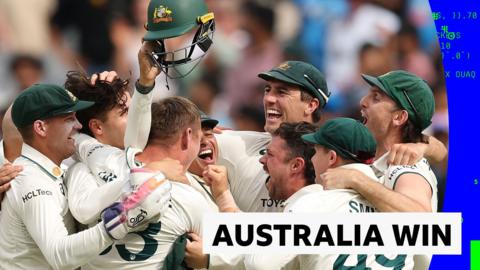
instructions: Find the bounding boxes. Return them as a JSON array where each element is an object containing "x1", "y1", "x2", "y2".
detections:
[{"x1": 429, "y1": 1, "x2": 480, "y2": 269}]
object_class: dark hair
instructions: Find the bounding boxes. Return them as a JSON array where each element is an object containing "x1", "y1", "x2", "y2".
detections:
[
  {"x1": 402, "y1": 120, "x2": 429, "y2": 144},
  {"x1": 148, "y1": 97, "x2": 201, "y2": 146},
  {"x1": 17, "y1": 124, "x2": 34, "y2": 142},
  {"x1": 64, "y1": 71, "x2": 130, "y2": 136},
  {"x1": 388, "y1": 102, "x2": 429, "y2": 144},
  {"x1": 299, "y1": 90, "x2": 322, "y2": 123},
  {"x1": 273, "y1": 122, "x2": 317, "y2": 185}
]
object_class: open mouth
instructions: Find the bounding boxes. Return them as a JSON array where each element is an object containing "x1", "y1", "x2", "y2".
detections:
[
  {"x1": 266, "y1": 109, "x2": 282, "y2": 121},
  {"x1": 360, "y1": 111, "x2": 368, "y2": 125},
  {"x1": 198, "y1": 149, "x2": 214, "y2": 162}
]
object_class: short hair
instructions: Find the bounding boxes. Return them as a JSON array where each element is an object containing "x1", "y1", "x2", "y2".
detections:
[
  {"x1": 300, "y1": 90, "x2": 322, "y2": 123},
  {"x1": 273, "y1": 122, "x2": 317, "y2": 185},
  {"x1": 148, "y1": 97, "x2": 201, "y2": 146},
  {"x1": 64, "y1": 71, "x2": 130, "y2": 136},
  {"x1": 17, "y1": 124, "x2": 34, "y2": 142}
]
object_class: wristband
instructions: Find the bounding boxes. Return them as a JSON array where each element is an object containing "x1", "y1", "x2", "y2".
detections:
[{"x1": 135, "y1": 79, "x2": 155, "y2": 94}]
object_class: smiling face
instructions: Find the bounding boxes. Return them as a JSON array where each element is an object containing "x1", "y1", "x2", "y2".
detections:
[
  {"x1": 263, "y1": 80, "x2": 312, "y2": 134},
  {"x1": 44, "y1": 112, "x2": 82, "y2": 163},
  {"x1": 188, "y1": 126, "x2": 219, "y2": 175}
]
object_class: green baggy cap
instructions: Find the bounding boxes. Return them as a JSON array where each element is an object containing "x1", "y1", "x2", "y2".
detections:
[
  {"x1": 302, "y1": 117, "x2": 376, "y2": 164},
  {"x1": 258, "y1": 61, "x2": 331, "y2": 108},
  {"x1": 144, "y1": 0, "x2": 209, "y2": 41},
  {"x1": 12, "y1": 83, "x2": 94, "y2": 128},
  {"x1": 362, "y1": 70, "x2": 435, "y2": 130}
]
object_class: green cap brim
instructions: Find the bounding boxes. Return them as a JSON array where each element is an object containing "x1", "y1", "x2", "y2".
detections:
[
  {"x1": 53, "y1": 100, "x2": 95, "y2": 116},
  {"x1": 144, "y1": 23, "x2": 196, "y2": 41},
  {"x1": 361, "y1": 74, "x2": 392, "y2": 96},
  {"x1": 258, "y1": 71, "x2": 303, "y2": 88},
  {"x1": 301, "y1": 133, "x2": 318, "y2": 144},
  {"x1": 302, "y1": 132, "x2": 356, "y2": 161}
]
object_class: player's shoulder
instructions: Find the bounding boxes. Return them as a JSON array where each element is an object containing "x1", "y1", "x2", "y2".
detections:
[
  {"x1": 343, "y1": 163, "x2": 378, "y2": 180},
  {"x1": 216, "y1": 130, "x2": 271, "y2": 155},
  {"x1": 386, "y1": 158, "x2": 433, "y2": 181},
  {"x1": 7, "y1": 163, "x2": 56, "y2": 208},
  {"x1": 170, "y1": 182, "x2": 207, "y2": 200},
  {"x1": 385, "y1": 157, "x2": 436, "y2": 190},
  {"x1": 11, "y1": 158, "x2": 47, "y2": 187}
]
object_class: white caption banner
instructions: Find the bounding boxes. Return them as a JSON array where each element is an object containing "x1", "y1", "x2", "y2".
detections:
[{"x1": 202, "y1": 213, "x2": 461, "y2": 255}]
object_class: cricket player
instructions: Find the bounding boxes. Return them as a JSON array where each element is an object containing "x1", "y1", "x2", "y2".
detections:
[
  {"x1": 319, "y1": 71, "x2": 439, "y2": 270},
  {"x1": 0, "y1": 84, "x2": 170, "y2": 270},
  {"x1": 66, "y1": 45, "x2": 216, "y2": 270},
  {"x1": 187, "y1": 112, "x2": 221, "y2": 211},
  {"x1": 244, "y1": 118, "x2": 413, "y2": 270},
  {"x1": 215, "y1": 60, "x2": 331, "y2": 213},
  {"x1": 185, "y1": 122, "x2": 317, "y2": 269},
  {"x1": 214, "y1": 61, "x2": 446, "y2": 214},
  {"x1": 72, "y1": 96, "x2": 215, "y2": 269}
]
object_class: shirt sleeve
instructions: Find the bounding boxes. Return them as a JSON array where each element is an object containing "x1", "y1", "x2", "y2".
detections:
[
  {"x1": 384, "y1": 159, "x2": 434, "y2": 191},
  {"x1": 74, "y1": 134, "x2": 139, "y2": 183},
  {"x1": 123, "y1": 88, "x2": 153, "y2": 150},
  {"x1": 215, "y1": 131, "x2": 269, "y2": 193},
  {"x1": 66, "y1": 162, "x2": 127, "y2": 225},
  {"x1": 216, "y1": 131, "x2": 270, "y2": 160},
  {"x1": 16, "y1": 178, "x2": 113, "y2": 269}
]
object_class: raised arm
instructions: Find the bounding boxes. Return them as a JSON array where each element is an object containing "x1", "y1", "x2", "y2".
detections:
[
  {"x1": 123, "y1": 41, "x2": 162, "y2": 150},
  {"x1": 2, "y1": 105, "x2": 23, "y2": 162}
]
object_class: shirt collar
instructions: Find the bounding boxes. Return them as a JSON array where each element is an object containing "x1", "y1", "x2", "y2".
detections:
[
  {"x1": 284, "y1": 184, "x2": 324, "y2": 207},
  {"x1": 371, "y1": 152, "x2": 389, "y2": 178},
  {"x1": 21, "y1": 143, "x2": 64, "y2": 180}
]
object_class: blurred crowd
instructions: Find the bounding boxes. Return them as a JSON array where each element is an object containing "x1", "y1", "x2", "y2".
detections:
[{"x1": 0, "y1": 0, "x2": 448, "y2": 207}]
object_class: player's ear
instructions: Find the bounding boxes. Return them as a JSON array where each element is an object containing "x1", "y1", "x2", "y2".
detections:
[
  {"x1": 304, "y1": 97, "x2": 320, "y2": 116},
  {"x1": 328, "y1": 150, "x2": 337, "y2": 166},
  {"x1": 33, "y1": 120, "x2": 48, "y2": 138},
  {"x1": 392, "y1": 110, "x2": 408, "y2": 127},
  {"x1": 291, "y1": 157, "x2": 305, "y2": 173},
  {"x1": 181, "y1": 128, "x2": 192, "y2": 150},
  {"x1": 89, "y1": 118, "x2": 103, "y2": 136}
]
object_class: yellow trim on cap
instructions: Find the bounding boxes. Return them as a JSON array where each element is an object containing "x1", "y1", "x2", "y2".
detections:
[{"x1": 198, "y1": 12, "x2": 214, "y2": 24}]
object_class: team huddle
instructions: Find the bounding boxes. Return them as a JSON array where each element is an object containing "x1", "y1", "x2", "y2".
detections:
[{"x1": 0, "y1": 0, "x2": 446, "y2": 269}]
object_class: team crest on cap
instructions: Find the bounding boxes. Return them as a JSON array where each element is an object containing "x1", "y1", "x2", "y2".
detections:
[
  {"x1": 65, "y1": 90, "x2": 78, "y2": 102},
  {"x1": 277, "y1": 62, "x2": 291, "y2": 71},
  {"x1": 153, "y1": 5, "x2": 173, "y2": 23}
]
